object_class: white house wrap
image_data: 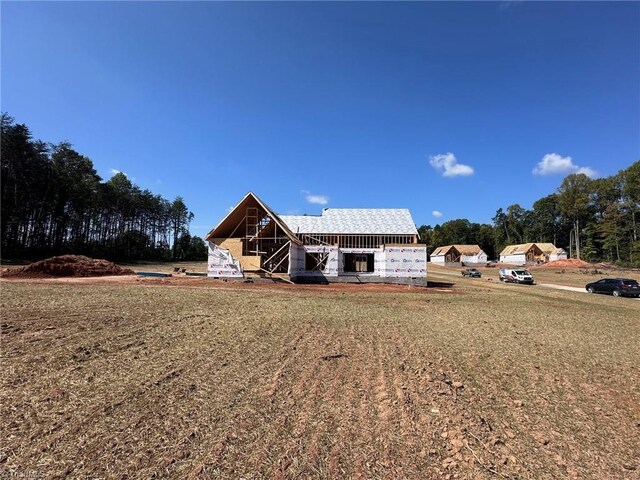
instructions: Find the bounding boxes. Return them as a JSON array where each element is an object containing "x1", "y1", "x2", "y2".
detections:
[{"x1": 207, "y1": 242, "x2": 243, "y2": 278}]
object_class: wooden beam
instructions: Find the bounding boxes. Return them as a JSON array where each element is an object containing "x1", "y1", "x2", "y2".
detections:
[
  {"x1": 312, "y1": 253, "x2": 329, "y2": 271},
  {"x1": 262, "y1": 241, "x2": 290, "y2": 266},
  {"x1": 304, "y1": 234, "x2": 332, "y2": 246},
  {"x1": 229, "y1": 214, "x2": 247, "y2": 238},
  {"x1": 259, "y1": 267, "x2": 295, "y2": 284},
  {"x1": 270, "y1": 252, "x2": 290, "y2": 273}
]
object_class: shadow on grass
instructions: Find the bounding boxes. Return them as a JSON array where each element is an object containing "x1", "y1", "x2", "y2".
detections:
[{"x1": 426, "y1": 280, "x2": 455, "y2": 288}]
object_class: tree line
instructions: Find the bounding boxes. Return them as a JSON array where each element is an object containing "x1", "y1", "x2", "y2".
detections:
[
  {"x1": 1, "y1": 113, "x2": 207, "y2": 262},
  {"x1": 3, "y1": 113, "x2": 638, "y2": 266},
  {"x1": 418, "y1": 161, "x2": 640, "y2": 267}
]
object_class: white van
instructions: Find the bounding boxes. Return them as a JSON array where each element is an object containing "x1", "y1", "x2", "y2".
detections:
[{"x1": 499, "y1": 268, "x2": 534, "y2": 284}]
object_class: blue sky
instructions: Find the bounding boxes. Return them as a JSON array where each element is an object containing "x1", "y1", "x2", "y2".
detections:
[{"x1": 2, "y1": 1, "x2": 639, "y2": 237}]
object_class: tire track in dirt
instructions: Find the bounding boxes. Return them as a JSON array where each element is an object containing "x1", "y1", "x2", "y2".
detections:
[
  {"x1": 263, "y1": 332, "x2": 306, "y2": 398},
  {"x1": 371, "y1": 329, "x2": 402, "y2": 479},
  {"x1": 265, "y1": 329, "x2": 329, "y2": 478},
  {"x1": 350, "y1": 324, "x2": 378, "y2": 480},
  {"x1": 87, "y1": 337, "x2": 278, "y2": 478},
  {"x1": 393, "y1": 329, "x2": 521, "y2": 479},
  {"x1": 283, "y1": 326, "x2": 337, "y2": 477},
  {"x1": 191, "y1": 323, "x2": 336, "y2": 479},
  {"x1": 188, "y1": 328, "x2": 314, "y2": 478},
  {"x1": 322, "y1": 327, "x2": 356, "y2": 479},
  {"x1": 21, "y1": 353, "x2": 190, "y2": 464},
  {"x1": 126, "y1": 319, "x2": 309, "y2": 478},
  {"x1": 3, "y1": 296, "x2": 200, "y2": 462},
  {"x1": 336, "y1": 322, "x2": 376, "y2": 479},
  {"x1": 370, "y1": 328, "x2": 427, "y2": 479},
  {"x1": 244, "y1": 320, "x2": 374, "y2": 479},
  {"x1": 377, "y1": 327, "x2": 485, "y2": 479},
  {"x1": 386, "y1": 331, "x2": 424, "y2": 478}
]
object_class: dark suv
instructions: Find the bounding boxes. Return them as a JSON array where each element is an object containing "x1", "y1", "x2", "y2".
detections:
[
  {"x1": 461, "y1": 268, "x2": 481, "y2": 278},
  {"x1": 585, "y1": 278, "x2": 640, "y2": 298}
]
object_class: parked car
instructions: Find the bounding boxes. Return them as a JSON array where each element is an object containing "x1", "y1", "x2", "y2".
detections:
[
  {"x1": 462, "y1": 268, "x2": 481, "y2": 278},
  {"x1": 499, "y1": 268, "x2": 534, "y2": 284},
  {"x1": 585, "y1": 278, "x2": 640, "y2": 298}
]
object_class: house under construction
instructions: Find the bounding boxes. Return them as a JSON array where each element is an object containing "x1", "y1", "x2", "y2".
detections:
[
  {"x1": 430, "y1": 244, "x2": 488, "y2": 265},
  {"x1": 204, "y1": 192, "x2": 427, "y2": 284},
  {"x1": 499, "y1": 243, "x2": 568, "y2": 265}
]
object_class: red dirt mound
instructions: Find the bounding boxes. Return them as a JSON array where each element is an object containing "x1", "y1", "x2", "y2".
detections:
[
  {"x1": 538, "y1": 258, "x2": 592, "y2": 268},
  {"x1": 3, "y1": 255, "x2": 134, "y2": 278}
]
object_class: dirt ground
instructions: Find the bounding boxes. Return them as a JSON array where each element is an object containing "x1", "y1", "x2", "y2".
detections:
[
  {"x1": 2, "y1": 255, "x2": 133, "y2": 278},
  {"x1": 1, "y1": 275, "x2": 639, "y2": 479},
  {"x1": 429, "y1": 263, "x2": 640, "y2": 289}
]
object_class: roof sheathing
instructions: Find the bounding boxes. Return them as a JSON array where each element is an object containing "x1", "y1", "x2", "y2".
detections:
[
  {"x1": 499, "y1": 243, "x2": 549, "y2": 256},
  {"x1": 453, "y1": 244, "x2": 482, "y2": 255},
  {"x1": 431, "y1": 245, "x2": 483, "y2": 256},
  {"x1": 280, "y1": 208, "x2": 418, "y2": 236},
  {"x1": 535, "y1": 243, "x2": 559, "y2": 254},
  {"x1": 431, "y1": 246, "x2": 454, "y2": 256}
]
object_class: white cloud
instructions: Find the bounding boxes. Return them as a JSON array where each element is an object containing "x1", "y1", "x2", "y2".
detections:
[
  {"x1": 499, "y1": 0, "x2": 523, "y2": 10},
  {"x1": 432, "y1": 210, "x2": 443, "y2": 218},
  {"x1": 301, "y1": 190, "x2": 329, "y2": 206},
  {"x1": 306, "y1": 195, "x2": 329, "y2": 205},
  {"x1": 532, "y1": 154, "x2": 574, "y2": 175},
  {"x1": 532, "y1": 153, "x2": 597, "y2": 178},
  {"x1": 109, "y1": 168, "x2": 135, "y2": 180},
  {"x1": 429, "y1": 153, "x2": 474, "y2": 177},
  {"x1": 576, "y1": 166, "x2": 597, "y2": 178}
]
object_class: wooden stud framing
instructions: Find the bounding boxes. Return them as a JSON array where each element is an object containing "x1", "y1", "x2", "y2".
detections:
[{"x1": 262, "y1": 241, "x2": 291, "y2": 267}]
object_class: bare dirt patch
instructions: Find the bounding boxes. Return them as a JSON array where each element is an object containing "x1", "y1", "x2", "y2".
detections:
[
  {"x1": 1, "y1": 255, "x2": 133, "y2": 278},
  {"x1": 429, "y1": 262, "x2": 640, "y2": 289},
  {"x1": 1, "y1": 280, "x2": 638, "y2": 479},
  {"x1": 2, "y1": 272, "x2": 453, "y2": 294},
  {"x1": 536, "y1": 258, "x2": 592, "y2": 268}
]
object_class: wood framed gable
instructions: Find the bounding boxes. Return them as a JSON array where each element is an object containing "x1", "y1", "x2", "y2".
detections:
[
  {"x1": 205, "y1": 192, "x2": 301, "y2": 275},
  {"x1": 205, "y1": 192, "x2": 300, "y2": 244}
]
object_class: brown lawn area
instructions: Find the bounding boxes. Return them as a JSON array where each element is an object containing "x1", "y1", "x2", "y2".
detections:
[
  {"x1": 429, "y1": 262, "x2": 640, "y2": 289},
  {"x1": 1, "y1": 274, "x2": 639, "y2": 479}
]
